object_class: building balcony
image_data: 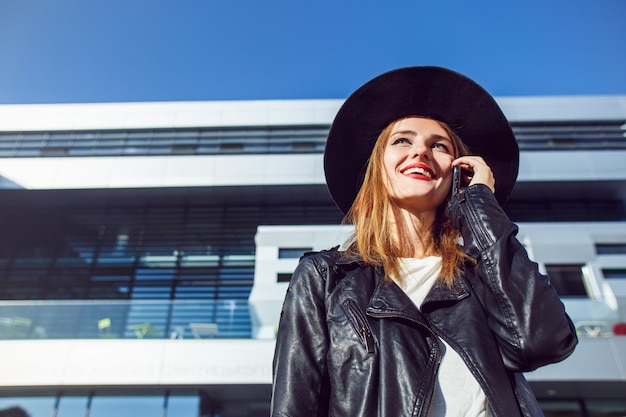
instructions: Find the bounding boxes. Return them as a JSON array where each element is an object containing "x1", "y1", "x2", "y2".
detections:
[{"x1": 0, "y1": 299, "x2": 250, "y2": 341}]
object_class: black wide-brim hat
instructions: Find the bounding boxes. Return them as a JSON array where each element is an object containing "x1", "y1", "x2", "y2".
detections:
[{"x1": 324, "y1": 66, "x2": 519, "y2": 214}]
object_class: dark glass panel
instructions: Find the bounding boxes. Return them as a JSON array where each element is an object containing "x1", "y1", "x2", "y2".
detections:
[
  {"x1": 587, "y1": 400, "x2": 626, "y2": 417},
  {"x1": 603, "y1": 269, "x2": 626, "y2": 279},
  {"x1": 596, "y1": 244, "x2": 626, "y2": 255},
  {"x1": 278, "y1": 247, "x2": 311, "y2": 259},
  {"x1": 545, "y1": 264, "x2": 588, "y2": 297}
]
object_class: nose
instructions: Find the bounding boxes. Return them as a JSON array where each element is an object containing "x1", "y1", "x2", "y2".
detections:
[{"x1": 411, "y1": 141, "x2": 431, "y2": 160}]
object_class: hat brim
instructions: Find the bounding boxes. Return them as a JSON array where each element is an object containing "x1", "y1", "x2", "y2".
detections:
[{"x1": 324, "y1": 66, "x2": 519, "y2": 214}]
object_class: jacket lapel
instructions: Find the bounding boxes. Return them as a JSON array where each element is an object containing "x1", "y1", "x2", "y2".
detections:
[
  {"x1": 365, "y1": 275, "x2": 426, "y2": 324},
  {"x1": 423, "y1": 277, "x2": 470, "y2": 307},
  {"x1": 365, "y1": 271, "x2": 471, "y2": 322}
]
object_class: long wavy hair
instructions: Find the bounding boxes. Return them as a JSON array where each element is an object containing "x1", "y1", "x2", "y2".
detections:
[{"x1": 343, "y1": 117, "x2": 474, "y2": 286}]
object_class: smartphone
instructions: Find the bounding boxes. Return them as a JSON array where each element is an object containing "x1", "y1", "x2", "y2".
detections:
[{"x1": 451, "y1": 165, "x2": 462, "y2": 196}]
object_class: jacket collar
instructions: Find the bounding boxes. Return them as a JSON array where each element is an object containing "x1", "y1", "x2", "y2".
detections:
[
  {"x1": 330, "y1": 248, "x2": 471, "y2": 316},
  {"x1": 365, "y1": 268, "x2": 470, "y2": 322},
  {"x1": 423, "y1": 277, "x2": 470, "y2": 307},
  {"x1": 366, "y1": 276, "x2": 423, "y2": 323}
]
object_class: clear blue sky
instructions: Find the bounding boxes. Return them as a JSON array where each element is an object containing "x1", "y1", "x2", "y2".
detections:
[{"x1": 0, "y1": 0, "x2": 624, "y2": 104}]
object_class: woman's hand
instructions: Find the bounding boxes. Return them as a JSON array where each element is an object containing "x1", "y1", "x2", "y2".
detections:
[{"x1": 452, "y1": 156, "x2": 495, "y2": 194}]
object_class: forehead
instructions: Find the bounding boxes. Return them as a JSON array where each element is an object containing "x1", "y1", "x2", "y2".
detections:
[{"x1": 390, "y1": 117, "x2": 451, "y2": 138}]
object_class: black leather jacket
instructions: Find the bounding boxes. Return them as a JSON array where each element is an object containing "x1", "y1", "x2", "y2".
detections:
[{"x1": 271, "y1": 185, "x2": 577, "y2": 417}]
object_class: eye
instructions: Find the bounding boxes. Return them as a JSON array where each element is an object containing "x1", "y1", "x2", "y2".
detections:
[
  {"x1": 431, "y1": 142, "x2": 451, "y2": 153},
  {"x1": 391, "y1": 137, "x2": 411, "y2": 146}
]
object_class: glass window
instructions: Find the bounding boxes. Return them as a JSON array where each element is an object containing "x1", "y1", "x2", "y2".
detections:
[
  {"x1": 14, "y1": 149, "x2": 40, "y2": 156},
  {"x1": 148, "y1": 146, "x2": 170, "y2": 154},
  {"x1": 45, "y1": 268, "x2": 90, "y2": 299},
  {"x1": 0, "y1": 396, "x2": 55, "y2": 417},
  {"x1": 88, "y1": 269, "x2": 132, "y2": 299},
  {"x1": 603, "y1": 269, "x2": 626, "y2": 279},
  {"x1": 596, "y1": 244, "x2": 626, "y2": 255},
  {"x1": 89, "y1": 395, "x2": 163, "y2": 417},
  {"x1": 220, "y1": 143, "x2": 244, "y2": 152},
  {"x1": 587, "y1": 399, "x2": 626, "y2": 417},
  {"x1": 278, "y1": 248, "x2": 312, "y2": 259},
  {"x1": 56, "y1": 396, "x2": 89, "y2": 417},
  {"x1": 131, "y1": 285, "x2": 172, "y2": 299},
  {"x1": 277, "y1": 273, "x2": 292, "y2": 282},
  {"x1": 95, "y1": 148, "x2": 121, "y2": 156},
  {"x1": 222, "y1": 255, "x2": 255, "y2": 266},
  {"x1": 0, "y1": 201, "x2": 341, "y2": 336},
  {"x1": 166, "y1": 395, "x2": 200, "y2": 417},
  {"x1": 135, "y1": 268, "x2": 176, "y2": 281},
  {"x1": 545, "y1": 264, "x2": 588, "y2": 297},
  {"x1": 538, "y1": 400, "x2": 583, "y2": 417}
]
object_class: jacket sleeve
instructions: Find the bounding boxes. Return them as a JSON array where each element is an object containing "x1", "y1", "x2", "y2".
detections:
[
  {"x1": 446, "y1": 184, "x2": 578, "y2": 372},
  {"x1": 270, "y1": 254, "x2": 331, "y2": 417}
]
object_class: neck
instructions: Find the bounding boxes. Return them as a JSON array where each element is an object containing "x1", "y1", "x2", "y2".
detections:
[{"x1": 392, "y1": 208, "x2": 438, "y2": 258}]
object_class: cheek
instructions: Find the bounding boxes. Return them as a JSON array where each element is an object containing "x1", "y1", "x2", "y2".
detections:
[
  {"x1": 437, "y1": 161, "x2": 454, "y2": 190},
  {"x1": 381, "y1": 168, "x2": 395, "y2": 195},
  {"x1": 380, "y1": 158, "x2": 398, "y2": 195},
  {"x1": 382, "y1": 150, "x2": 395, "y2": 170},
  {"x1": 382, "y1": 153, "x2": 397, "y2": 178},
  {"x1": 436, "y1": 156, "x2": 454, "y2": 177}
]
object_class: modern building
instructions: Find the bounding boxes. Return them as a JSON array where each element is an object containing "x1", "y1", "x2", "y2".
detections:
[{"x1": 0, "y1": 95, "x2": 625, "y2": 417}]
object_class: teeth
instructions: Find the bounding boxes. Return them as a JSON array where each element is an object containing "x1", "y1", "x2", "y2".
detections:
[{"x1": 404, "y1": 167, "x2": 432, "y2": 178}]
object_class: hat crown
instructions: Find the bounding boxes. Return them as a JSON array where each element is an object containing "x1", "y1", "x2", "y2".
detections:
[{"x1": 324, "y1": 66, "x2": 519, "y2": 214}]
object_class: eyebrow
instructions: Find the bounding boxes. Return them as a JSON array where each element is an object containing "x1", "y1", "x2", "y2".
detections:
[{"x1": 390, "y1": 130, "x2": 451, "y2": 141}]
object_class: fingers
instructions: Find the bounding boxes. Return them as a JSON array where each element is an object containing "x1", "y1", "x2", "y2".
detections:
[{"x1": 452, "y1": 156, "x2": 495, "y2": 193}]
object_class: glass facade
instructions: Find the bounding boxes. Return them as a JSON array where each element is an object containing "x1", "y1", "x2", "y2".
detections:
[
  {"x1": 0, "y1": 196, "x2": 623, "y2": 341},
  {"x1": 0, "y1": 201, "x2": 342, "y2": 339},
  {"x1": 1, "y1": 394, "x2": 625, "y2": 417},
  {"x1": 0, "y1": 120, "x2": 624, "y2": 158},
  {"x1": 0, "y1": 393, "x2": 202, "y2": 417},
  {"x1": 538, "y1": 399, "x2": 626, "y2": 417}
]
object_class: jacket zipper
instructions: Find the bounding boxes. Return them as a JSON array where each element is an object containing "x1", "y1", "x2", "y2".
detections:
[
  {"x1": 368, "y1": 310, "x2": 442, "y2": 417},
  {"x1": 342, "y1": 300, "x2": 376, "y2": 353},
  {"x1": 375, "y1": 314, "x2": 492, "y2": 416},
  {"x1": 427, "y1": 319, "x2": 498, "y2": 416}
]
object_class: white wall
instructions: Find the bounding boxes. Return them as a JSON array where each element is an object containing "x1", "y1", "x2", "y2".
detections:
[
  {"x1": 0, "y1": 339, "x2": 274, "y2": 387},
  {"x1": 249, "y1": 222, "x2": 626, "y2": 338}
]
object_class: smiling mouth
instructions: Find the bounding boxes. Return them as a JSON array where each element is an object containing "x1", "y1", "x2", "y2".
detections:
[{"x1": 401, "y1": 166, "x2": 436, "y2": 179}]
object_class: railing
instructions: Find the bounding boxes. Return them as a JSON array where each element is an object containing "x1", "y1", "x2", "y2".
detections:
[{"x1": 0, "y1": 299, "x2": 251, "y2": 340}]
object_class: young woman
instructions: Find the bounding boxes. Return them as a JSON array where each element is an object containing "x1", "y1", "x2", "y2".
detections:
[{"x1": 270, "y1": 66, "x2": 577, "y2": 417}]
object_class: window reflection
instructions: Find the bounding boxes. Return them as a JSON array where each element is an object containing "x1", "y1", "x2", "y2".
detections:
[
  {"x1": 539, "y1": 400, "x2": 583, "y2": 417},
  {"x1": 0, "y1": 394, "x2": 204, "y2": 417},
  {"x1": 56, "y1": 396, "x2": 88, "y2": 417},
  {"x1": 167, "y1": 395, "x2": 200, "y2": 417},
  {"x1": 0, "y1": 397, "x2": 55, "y2": 417},
  {"x1": 545, "y1": 264, "x2": 588, "y2": 297},
  {"x1": 2, "y1": 394, "x2": 622, "y2": 417},
  {"x1": 0, "y1": 405, "x2": 31, "y2": 417},
  {"x1": 89, "y1": 396, "x2": 163, "y2": 417},
  {"x1": 587, "y1": 399, "x2": 626, "y2": 417}
]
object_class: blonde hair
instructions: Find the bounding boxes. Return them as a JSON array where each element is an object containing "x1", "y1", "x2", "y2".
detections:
[{"x1": 343, "y1": 117, "x2": 474, "y2": 286}]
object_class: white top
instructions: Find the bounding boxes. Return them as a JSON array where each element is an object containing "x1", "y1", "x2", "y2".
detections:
[{"x1": 393, "y1": 257, "x2": 493, "y2": 417}]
